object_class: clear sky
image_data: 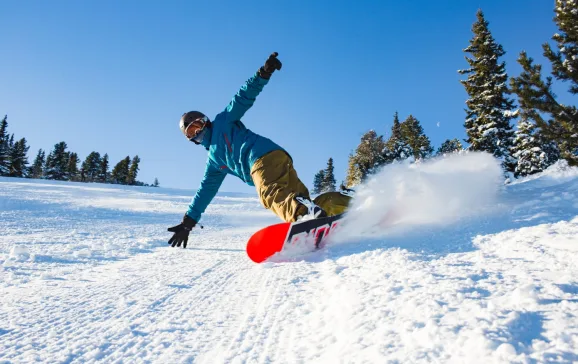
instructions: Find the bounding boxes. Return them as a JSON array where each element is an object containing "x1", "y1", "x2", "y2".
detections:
[{"x1": 0, "y1": 0, "x2": 560, "y2": 194}]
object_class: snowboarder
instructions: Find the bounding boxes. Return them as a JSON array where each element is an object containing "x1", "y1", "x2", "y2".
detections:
[{"x1": 168, "y1": 52, "x2": 351, "y2": 248}]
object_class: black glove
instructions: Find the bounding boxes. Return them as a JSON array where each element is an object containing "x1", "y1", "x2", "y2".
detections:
[
  {"x1": 167, "y1": 214, "x2": 197, "y2": 248},
  {"x1": 258, "y1": 52, "x2": 282, "y2": 79}
]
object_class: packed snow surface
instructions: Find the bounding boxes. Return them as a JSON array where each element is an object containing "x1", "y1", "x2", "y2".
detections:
[{"x1": 1, "y1": 153, "x2": 578, "y2": 363}]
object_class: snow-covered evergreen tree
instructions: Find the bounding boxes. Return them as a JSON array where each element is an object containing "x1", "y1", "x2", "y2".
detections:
[
  {"x1": 111, "y1": 156, "x2": 130, "y2": 184},
  {"x1": 30, "y1": 149, "x2": 45, "y2": 179},
  {"x1": 459, "y1": 9, "x2": 516, "y2": 172},
  {"x1": 8, "y1": 138, "x2": 29, "y2": 177},
  {"x1": 544, "y1": 0, "x2": 578, "y2": 95},
  {"x1": 127, "y1": 155, "x2": 140, "y2": 185},
  {"x1": 312, "y1": 169, "x2": 325, "y2": 195},
  {"x1": 436, "y1": 139, "x2": 464, "y2": 156},
  {"x1": 81, "y1": 152, "x2": 101, "y2": 182},
  {"x1": 0, "y1": 115, "x2": 10, "y2": 176},
  {"x1": 385, "y1": 112, "x2": 411, "y2": 162},
  {"x1": 67, "y1": 152, "x2": 80, "y2": 181},
  {"x1": 511, "y1": 117, "x2": 559, "y2": 177},
  {"x1": 98, "y1": 153, "x2": 109, "y2": 183},
  {"x1": 400, "y1": 115, "x2": 433, "y2": 161},
  {"x1": 510, "y1": 0, "x2": 578, "y2": 166},
  {"x1": 345, "y1": 153, "x2": 362, "y2": 188},
  {"x1": 321, "y1": 158, "x2": 336, "y2": 193},
  {"x1": 346, "y1": 130, "x2": 386, "y2": 185},
  {"x1": 44, "y1": 142, "x2": 69, "y2": 181}
]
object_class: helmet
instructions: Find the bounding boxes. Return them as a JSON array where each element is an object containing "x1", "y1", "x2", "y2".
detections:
[{"x1": 179, "y1": 111, "x2": 211, "y2": 144}]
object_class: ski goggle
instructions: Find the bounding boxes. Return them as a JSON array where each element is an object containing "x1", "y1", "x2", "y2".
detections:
[{"x1": 184, "y1": 116, "x2": 209, "y2": 143}]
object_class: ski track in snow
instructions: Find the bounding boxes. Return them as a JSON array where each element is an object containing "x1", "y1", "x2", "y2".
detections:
[{"x1": 1, "y1": 156, "x2": 578, "y2": 363}]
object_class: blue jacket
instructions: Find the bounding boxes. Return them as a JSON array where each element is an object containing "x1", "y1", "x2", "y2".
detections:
[{"x1": 186, "y1": 72, "x2": 284, "y2": 222}]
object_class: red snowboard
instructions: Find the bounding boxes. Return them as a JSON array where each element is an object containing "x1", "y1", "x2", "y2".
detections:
[{"x1": 246, "y1": 213, "x2": 346, "y2": 263}]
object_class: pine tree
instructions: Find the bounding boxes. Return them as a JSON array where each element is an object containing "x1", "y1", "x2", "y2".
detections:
[
  {"x1": 321, "y1": 158, "x2": 336, "y2": 192},
  {"x1": 67, "y1": 152, "x2": 80, "y2": 181},
  {"x1": 98, "y1": 153, "x2": 109, "y2": 183},
  {"x1": 153, "y1": 177, "x2": 160, "y2": 187},
  {"x1": 0, "y1": 115, "x2": 9, "y2": 176},
  {"x1": 312, "y1": 169, "x2": 325, "y2": 195},
  {"x1": 510, "y1": 0, "x2": 578, "y2": 166},
  {"x1": 44, "y1": 142, "x2": 69, "y2": 180},
  {"x1": 126, "y1": 155, "x2": 140, "y2": 185},
  {"x1": 511, "y1": 117, "x2": 559, "y2": 177},
  {"x1": 63, "y1": 152, "x2": 72, "y2": 180},
  {"x1": 30, "y1": 149, "x2": 45, "y2": 179},
  {"x1": 543, "y1": 0, "x2": 578, "y2": 95},
  {"x1": 436, "y1": 139, "x2": 464, "y2": 156},
  {"x1": 81, "y1": 152, "x2": 101, "y2": 182},
  {"x1": 459, "y1": 9, "x2": 516, "y2": 172},
  {"x1": 400, "y1": 115, "x2": 433, "y2": 160},
  {"x1": 346, "y1": 130, "x2": 387, "y2": 184},
  {"x1": 385, "y1": 112, "x2": 412, "y2": 162},
  {"x1": 44, "y1": 155, "x2": 51, "y2": 178},
  {"x1": 345, "y1": 153, "x2": 362, "y2": 188},
  {"x1": 8, "y1": 138, "x2": 30, "y2": 177},
  {"x1": 111, "y1": 156, "x2": 131, "y2": 184}
]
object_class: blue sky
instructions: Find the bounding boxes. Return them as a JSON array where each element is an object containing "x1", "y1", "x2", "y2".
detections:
[{"x1": 1, "y1": 1, "x2": 560, "y2": 194}]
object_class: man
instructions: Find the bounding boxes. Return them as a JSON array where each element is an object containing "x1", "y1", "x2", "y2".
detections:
[{"x1": 168, "y1": 52, "x2": 351, "y2": 248}]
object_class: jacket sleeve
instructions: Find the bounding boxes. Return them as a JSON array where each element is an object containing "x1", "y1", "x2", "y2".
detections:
[
  {"x1": 186, "y1": 161, "x2": 227, "y2": 222},
  {"x1": 225, "y1": 72, "x2": 269, "y2": 122}
]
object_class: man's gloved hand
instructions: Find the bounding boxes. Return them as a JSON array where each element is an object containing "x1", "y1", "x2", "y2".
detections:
[
  {"x1": 258, "y1": 52, "x2": 282, "y2": 79},
  {"x1": 167, "y1": 214, "x2": 197, "y2": 248}
]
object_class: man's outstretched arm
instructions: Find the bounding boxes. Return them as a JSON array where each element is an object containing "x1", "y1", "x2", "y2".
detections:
[
  {"x1": 167, "y1": 162, "x2": 226, "y2": 249},
  {"x1": 225, "y1": 52, "x2": 282, "y2": 122},
  {"x1": 186, "y1": 162, "x2": 227, "y2": 222}
]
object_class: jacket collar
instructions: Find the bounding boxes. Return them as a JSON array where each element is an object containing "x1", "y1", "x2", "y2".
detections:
[{"x1": 200, "y1": 126, "x2": 213, "y2": 150}]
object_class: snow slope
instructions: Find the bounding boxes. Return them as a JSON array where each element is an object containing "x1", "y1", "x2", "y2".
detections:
[{"x1": 1, "y1": 154, "x2": 578, "y2": 363}]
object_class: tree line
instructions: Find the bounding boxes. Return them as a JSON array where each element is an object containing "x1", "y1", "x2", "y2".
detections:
[
  {"x1": 314, "y1": 2, "x2": 576, "y2": 194},
  {"x1": 0, "y1": 116, "x2": 159, "y2": 187}
]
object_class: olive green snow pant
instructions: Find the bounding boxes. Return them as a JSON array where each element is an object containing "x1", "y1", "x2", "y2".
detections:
[{"x1": 251, "y1": 150, "x2": 351, "y2": 222}]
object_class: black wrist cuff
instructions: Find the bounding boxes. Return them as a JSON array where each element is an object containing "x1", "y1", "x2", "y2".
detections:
[
  {"x1": 258, "y1": 67, "x2": 272, "y2": 79},
  {"x1": 182, "y1": 214, "x2": 197, "y2": 229}
]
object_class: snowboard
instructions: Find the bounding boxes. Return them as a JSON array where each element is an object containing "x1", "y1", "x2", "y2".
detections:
[{"x1": 246, "y1": 213, "x2": 346, "y2": 263}]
